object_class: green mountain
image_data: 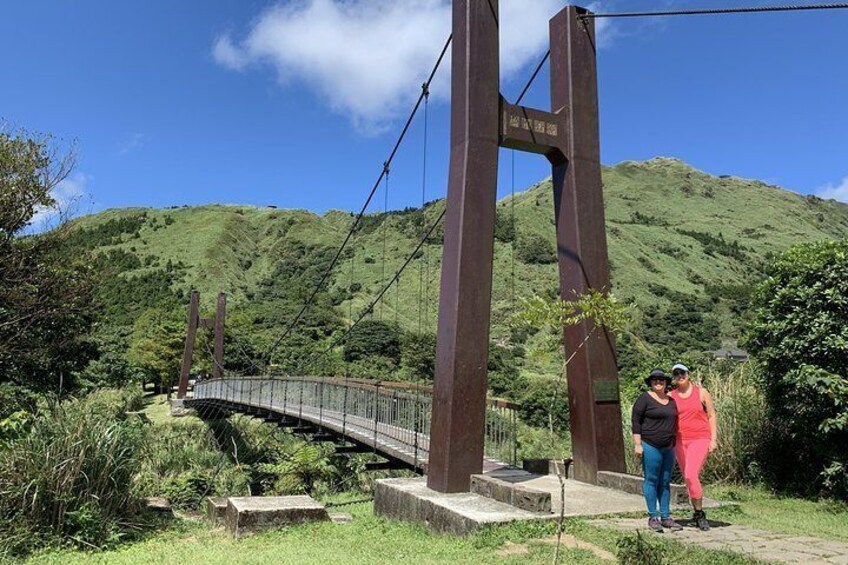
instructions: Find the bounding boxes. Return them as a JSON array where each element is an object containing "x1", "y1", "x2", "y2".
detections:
[{"x1": 70, "y1": 157, "x2": 848, "y2": 365}]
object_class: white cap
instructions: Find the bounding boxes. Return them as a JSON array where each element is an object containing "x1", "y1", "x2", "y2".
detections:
[{"x1": 671, "y1": 362, "x2": 690, "y2": 373}]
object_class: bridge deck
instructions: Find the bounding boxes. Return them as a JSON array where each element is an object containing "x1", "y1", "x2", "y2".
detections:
[{"x1": 187, "y1": 376, "x2": 516, "y2": 472}]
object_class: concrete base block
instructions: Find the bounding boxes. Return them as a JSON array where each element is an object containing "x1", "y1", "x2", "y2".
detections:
[
  {"x1": 521, "y1": 458, "x2": 575, "y2": 479},
  {"x1": 597, "y1": 471, "x2": 689, "y2": 505},
  {"x1": 206, "y1": 497, "x2": 228, "y2": 523},
  {"x1": 169, "y1": 399, "x2": 194, "y2": 417},
  {"x1": 374, "y1": 478, "x2": 549, "y2": 536},
  {"x1": 225, "y1": 496, "x2": 329, "y2": 538},
  {"x1": 470, "y1": 474, "x2": 552, "y2": 513}
]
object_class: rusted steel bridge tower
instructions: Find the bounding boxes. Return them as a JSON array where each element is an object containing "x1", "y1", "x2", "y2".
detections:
[
  {"x1": 428, "y1": 1, "x2": 625, "y2": 493},
  {"x1": 176, "y1": 291, "x2": 226, "y2": 399}
]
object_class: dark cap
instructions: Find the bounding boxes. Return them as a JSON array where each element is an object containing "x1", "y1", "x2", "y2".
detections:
[{"x1": 645, "y1": 369, "x2": 671, "y2": 387}]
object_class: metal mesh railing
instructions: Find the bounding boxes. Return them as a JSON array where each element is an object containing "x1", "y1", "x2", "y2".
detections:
[{"x1": 193, "y1": 376, "x2": 518, "y2": 468}]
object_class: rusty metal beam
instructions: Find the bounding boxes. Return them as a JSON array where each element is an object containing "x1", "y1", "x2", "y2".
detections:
[
  {"x1": 427, "y1": 0, "x2": 500, "y2": 494},
  {"x1": 177, "y1": 290, "x2": 200, "y2": 399},
  {"x1": 498, "y1": 96, "x2": 567, "y2": 164},
  {"x1": 549, "y1": 6, "x2": 625, "y2": 483},
  {"x1": 213, "y1": 293, "x2": 226, "y2": 380}
]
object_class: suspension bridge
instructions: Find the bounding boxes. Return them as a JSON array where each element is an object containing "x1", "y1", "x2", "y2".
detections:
[{"x1": 172, "y1": 1, "x2": 848, "y2": 507}]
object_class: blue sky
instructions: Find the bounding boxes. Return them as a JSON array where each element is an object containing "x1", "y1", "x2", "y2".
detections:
[{"x1": 2, "y1": 0, "x2": 847, "y2": 223}]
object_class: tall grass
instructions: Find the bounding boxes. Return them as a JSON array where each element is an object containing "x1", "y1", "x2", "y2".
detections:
[
  {"x1": 0, "y1": 389, "x2": 145, "y2": 556},
  {"x1": 698, "y1": 361, "x2": 768, "y2": 483}
]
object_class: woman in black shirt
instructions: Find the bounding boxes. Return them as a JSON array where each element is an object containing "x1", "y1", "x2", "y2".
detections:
[{"x1": 632, "y1": 369, "x2": 682, "y2": 532}]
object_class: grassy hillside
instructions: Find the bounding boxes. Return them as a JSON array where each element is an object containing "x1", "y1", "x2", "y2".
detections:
[{"x1": 69, "y1": 157, "x2": 848, "y2": 359}]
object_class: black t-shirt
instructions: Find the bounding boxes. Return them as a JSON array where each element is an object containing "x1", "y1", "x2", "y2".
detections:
[{"x1": 631, "y1": 392, "x2": 678, "y2": 449}]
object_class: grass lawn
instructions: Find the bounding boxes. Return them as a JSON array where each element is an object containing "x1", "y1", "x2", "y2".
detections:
[
  {"x1": 24, "y1": 499, "x2": 767, "y2": 565},
  {"x1": 709, "y1": 483, "x2": 848, "y2": 542}
]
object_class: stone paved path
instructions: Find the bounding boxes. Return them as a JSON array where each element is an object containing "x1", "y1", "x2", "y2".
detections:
[{"x1": 590, "y1": 518, "x2": 848, "y2": 564}]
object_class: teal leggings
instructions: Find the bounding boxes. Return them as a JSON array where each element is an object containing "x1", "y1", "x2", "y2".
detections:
[{"x1": 642, "y1": 441, "x2": 675, "y2": 518}]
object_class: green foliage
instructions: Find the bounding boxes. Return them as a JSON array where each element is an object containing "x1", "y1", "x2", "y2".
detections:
[
  {"x1": 1, "y1": 130, "x2": 97, "y2": 394},
  {"x1": 518, "y1": 378, "x2": 570, "y2": 432},
  {"x1": 493, "y1": 207, "x2": 516, "y2": 243},
  {"x1": 678, "y1": 229, "x2": 748, "y2": 261},
  {"x1": 744, "y1": 240, "x2": 848, "y2": 497},
  {"x1": 343, "y1": 319, "x2": 402, "y2": 364},
  {"x1": 160, "y1": 473, "x2": 212, "y2": 511},
  {"x1": 641, "y1": 298, "x2": 722, "y2": 352},
  {"x1": 0, "y1": 389, "x2": 145, "y2": 556},
  {"x1": 516, "y1": 233, "x2": 556, "y2": 264},
  {"x1": 401, "y1": 331, "x2": 436, "y2": 381},
  {"x1": 128, "y1": 308, "x2": 188, "y2": 390},
  {"x1": 616, "y1": 530, "x2": 668, "y2": 565}
]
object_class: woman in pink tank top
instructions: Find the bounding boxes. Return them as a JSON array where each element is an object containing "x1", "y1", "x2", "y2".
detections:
[{"x1": 669, "y1": 362, "x2": 717, "y2": 531}]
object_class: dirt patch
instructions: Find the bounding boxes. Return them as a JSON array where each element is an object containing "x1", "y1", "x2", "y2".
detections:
[{"x1": 495, "y1": 534, "x2": 615, "y2": 561}]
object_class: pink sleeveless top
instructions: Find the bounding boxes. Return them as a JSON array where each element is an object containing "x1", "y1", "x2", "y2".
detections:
[{"x1": 670, "y1": 385, "x2": 711, "y2": 440}]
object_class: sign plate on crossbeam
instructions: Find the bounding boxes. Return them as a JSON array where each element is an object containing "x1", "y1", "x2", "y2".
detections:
[
  {"x1": 593, "y1": 380, "x2": 620, "y2": 404},
  {"x1": 498, "y1": 96, "x2": 568, "y2": 164}
]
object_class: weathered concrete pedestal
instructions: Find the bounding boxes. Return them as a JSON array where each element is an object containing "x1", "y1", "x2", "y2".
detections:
[
  {"x1": 205, "y1": 496, "x2": 228, "y2": 523},
  {"x1": 374, "y1": 477, "x2": 548, "y2": 536},
  {"x1": 225, "y1": 496, "x2": 329, "y2": 538}
]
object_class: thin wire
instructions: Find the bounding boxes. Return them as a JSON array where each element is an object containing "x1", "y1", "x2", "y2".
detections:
[
  {"x1": 263, "y1": 33, "x2": 452, "y2": 366},
  {"x1": 514, "y1": 50, "x2": 550, "y2": 106},
  {"x1": 582, "y1": 3, "x2": 848, "y2": 18},
  {"x1": 510, "y1": 151, "x2": 516, "y2": 312},
  {"x1": 380, "y1": 163, "x2": 389, "y2": 321},
  {"x1": 293, "y1": 209, "x2": 447, "y2": 374}
]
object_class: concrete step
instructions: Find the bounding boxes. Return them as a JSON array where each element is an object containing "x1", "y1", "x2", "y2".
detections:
[
  {"x1": 225, "y1": 496, "x2": 329, "y2": 538},
  {"x1": 374, "y1": 478, "x2": 550, "y2": 536}
]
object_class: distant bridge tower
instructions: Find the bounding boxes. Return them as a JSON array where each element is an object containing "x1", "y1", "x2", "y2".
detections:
[{"x1": 176, "y1": 291, "x2": 226, "y2": 399}]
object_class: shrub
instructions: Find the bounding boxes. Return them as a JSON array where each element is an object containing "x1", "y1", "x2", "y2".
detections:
[
  {"x1": 401, "y1": 331, "x2": 436, "y2": 381},
  {"x1": 0, "y1": 389, "x2": 145, "y2": 555},
  {"x1": 744, "y1": 240, "x2": 848, "y2": 497},
  {"x1": 519, "y1": 377, "x2": 570, "y2": 432},
  {"x1": 343, "y1": 320, "x2": 402, "y2": 364},
  {"x1": 516, "y1": 233, "x2": 556, "y2": 264}
]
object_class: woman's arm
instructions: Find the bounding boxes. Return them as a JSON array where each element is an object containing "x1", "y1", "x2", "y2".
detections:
[
  {"x1": 631, "y1": 395, "x2": 645, "y2": 457},
  {"x1": 702, "y1": 387, "x2": 718, "y2": 452}
]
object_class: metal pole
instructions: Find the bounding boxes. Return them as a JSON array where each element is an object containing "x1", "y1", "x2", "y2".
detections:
[
  {"x1": 549, "y1": 6, "x2": 625, "y2": 482},
  {"x1": 213, "y1": 293, "x2": 226, "y2": 380},
  {"x1": 177, "y1": 291, "x2": 200, "y2": 399},
  {"x1": 428, "y1": 0, "x2": 501, "y2": 494}
]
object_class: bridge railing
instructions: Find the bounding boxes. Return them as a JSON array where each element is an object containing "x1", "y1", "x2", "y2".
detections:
[{"x1": 193, "y1": 376, "x2": 519, "y2": 467}]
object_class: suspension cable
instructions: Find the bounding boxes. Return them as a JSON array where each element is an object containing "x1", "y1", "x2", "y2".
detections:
[
  {"x1": 262, "y1": 33, "x2": 452, "y2": 367},
  {"x1": 581, "y1": 3, "x2": 848, "y2": 19},
  {"x1": 380, "y1": 162, "x2": 390, "y2": 321},
  {"x1": 515, "y1": 50, "x2": 550, "y2": 106},
  {"x1": 291, "y1": 209, "x2": 447, "y2": 375}
]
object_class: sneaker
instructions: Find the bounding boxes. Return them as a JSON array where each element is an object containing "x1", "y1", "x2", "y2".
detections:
[
  {"x1": 661, "y1": 518, "x2": 683, "y2": 532},
  {"x1": 694, "y1": 510, "x2": 710, "y2": 531},
  {"x1": 648, "y1": 517, "x2": 664, "y2": 533}
]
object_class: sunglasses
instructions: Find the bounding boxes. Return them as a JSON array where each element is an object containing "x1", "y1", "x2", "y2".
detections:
[{"x1": 673, "y1": 371, "x2": 689, "y2": 379}]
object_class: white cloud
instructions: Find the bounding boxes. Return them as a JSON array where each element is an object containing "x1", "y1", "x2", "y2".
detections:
[
  {"x1": 212, "y1": 0, "x2": 618, "y2": 132},
  {"x1": 118, "y1": 132, "x2": 146, "y2": 155},
  {"x1": 817, "y1": 176, "x2": 848, "y2": 203},
  {"x1": 28, "y1": 172, "x2": 91, "y2": 232}
]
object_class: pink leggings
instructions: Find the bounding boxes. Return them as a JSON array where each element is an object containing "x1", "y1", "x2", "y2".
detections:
[{"x1": 675, "y1": 438, "x2": 710, "y2": 499}]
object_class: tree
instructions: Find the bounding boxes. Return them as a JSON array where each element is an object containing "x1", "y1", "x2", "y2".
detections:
[
  {"x1": 128, "y1": 308, "x2": 188, "y2": 391},
  {"x1": 516, "y1": 233, "x2": 556, "y2": 264},
  {"x1": 343, "y1": 320, "x2": 402, "y2": 364},
  {"x1": 744, "y1": 240, "x2": 848, "y2": 497},
  {"x1": 0, "y1": 129, "x2": 95, "y2": 398}
]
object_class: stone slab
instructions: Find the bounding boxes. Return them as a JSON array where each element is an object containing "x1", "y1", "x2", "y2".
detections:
[
  {"x1": 592, "y1": 517, "x2": 848, "y2": 565},
  {"x1": 374, "y1": 477, "x2": 549, "y2": 536},
  {"x1": 225, "y1": 496, "x2": 329, "y2": 538},
  {"x1": 470, "y1": 473, "x2": 552, "y2": 513},
  {"x1": 597, "y1": 471, "x2": 689, "y2": 506},
  {"x1": 206, "y1": 496, "x2": 228, "y2": 523}
]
